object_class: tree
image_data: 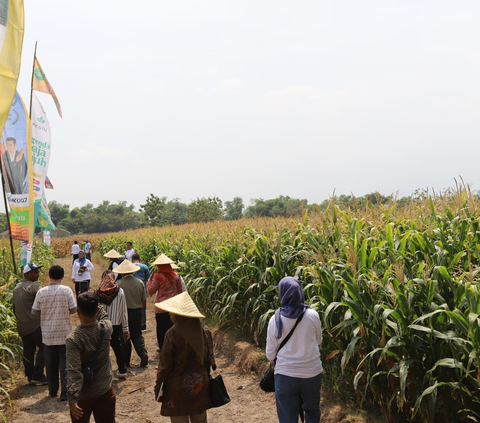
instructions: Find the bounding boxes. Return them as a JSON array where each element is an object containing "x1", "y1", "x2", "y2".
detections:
[
  {"x1": 48, "y1": 201, "x2": 70, "y2": 225},
  {"x1": 186, "y1": 196, "x2": 223, "y2": 223},
  {"x1": 163, "y1": 199, "x2": 187, "y2": 226},
  {"x1": 224, "y1": 197, "x2": 244, "y2": 220},
  {"x1": 244, "y1": 196, "x2": 308, "y2": 218},
  {"x1": 140, "y1": 194, "x2": 167, "y2": 226}
]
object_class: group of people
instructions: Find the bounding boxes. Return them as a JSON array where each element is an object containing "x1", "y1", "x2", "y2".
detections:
[{"x1": 13, "y1": 242, "x2": 325, "y2": 423}]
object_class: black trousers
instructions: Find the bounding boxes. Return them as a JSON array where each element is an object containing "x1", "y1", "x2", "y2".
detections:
[
  {"x1": 111, "y1": 325, "x2": 127, "y2": 373},
  {"x1": 72, "y1": 254, "x2": 79, "y2": 263},
  {"x1": 44, "y1": 344, "x2": 67, "y2": 396},
  {"x1": 21, "y1": 326, "x2": 45, "y2": 381},
  {"x1": 124, "y1": 309, "x2": 147, "y2": 365},
  {"x1": 74, "y1": 280, "x2": 90, "y2": 296},
  {"x1": 155, "y1": 312, "x2": 173, "y2": 352}
]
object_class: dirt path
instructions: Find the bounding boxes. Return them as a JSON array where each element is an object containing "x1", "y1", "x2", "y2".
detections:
[{"x1": 6, "y1": 256, "x2": 375, "y2": 423}]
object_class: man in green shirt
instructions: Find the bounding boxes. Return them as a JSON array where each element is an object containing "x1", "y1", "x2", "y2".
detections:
[
  {"x1": 113, "y1": 260, "x2": 149, "y2": 368},
  {"x1": 13, "y1": 263, "x2": 47, "y2": 385}
]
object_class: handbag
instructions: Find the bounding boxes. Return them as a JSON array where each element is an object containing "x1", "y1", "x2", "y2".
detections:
[
  {"x1": 81, "y1": 323, "x2": 105, "y2": 387},
  {"x1": 259, "y1": 362, "x2": 275, "y2": 392},
  {"x1": 259, "y1": 312, "x2": 305, "y2": 393},
  {"x1": 209, "y1": 374, "x2": 230, "y2": 407}
]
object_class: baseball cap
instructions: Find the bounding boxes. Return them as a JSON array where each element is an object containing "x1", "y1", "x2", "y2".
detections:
[{"x1": 23, "y1": 263, "x2": 43, "y2": 274}]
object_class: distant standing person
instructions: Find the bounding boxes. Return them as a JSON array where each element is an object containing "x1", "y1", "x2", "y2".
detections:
[
  {"x1": 13, "y1": 263, "x2": 47, "y2": 385},
  {"x1": 124, "y1": 242, "x2": 135, "y2": 262},
  {"x1": 132, "y1": 253, "x2": 150, "y2": 332},
  {"x1": 66, "y1": 292, "x2": 116, "y2": 423},
  {"x1": 84, "y1": 240, "x2": 92, "y2": 261},
  {"x1": 32, "y1": 265, "x2": 77, "y2": 401},
  {"x1": 72, "y1": 241, "x2": 80, "y2": 263},
  {"x1": 147, "y1": 254, "x2": 184, "y2": 353},
  {"x1": 113, "y1": 260, "x2": 149, "y2": 368},
  {"x1": 72, "y1": 250, "x2": 94, "y2": 296}
]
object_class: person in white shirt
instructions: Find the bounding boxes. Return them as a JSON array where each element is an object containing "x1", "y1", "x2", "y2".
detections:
[
  {"x1": 124, "y1": 242, "x2": 135, "y2": 262},
  {"x1": 266, "y1": 277, "x2": 323, "y2": 423},
  {"x1": 32, "y1": 265, "x2": 77, "y2": 401},
  {"x1": 71, "y1": 241, "x2": 80, "y2": 263},
  {"x1": 71, "y1": 250, "x2": 94, "y2": 296}
]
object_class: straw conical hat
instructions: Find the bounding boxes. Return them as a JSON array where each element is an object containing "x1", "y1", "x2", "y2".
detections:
[
  {"x1": 155, "y1": 291, "x2": 205, "y2": 318},
  {"x1": 170, "y1": 263, "x2": 180, "y2": 270},
  {"x1": 104, "y1": 249, "x2": 122, "y2": 259},
  {"x1": 112, "y1": 260, "x2": 140, "y2": 274},
  {"x1": 152, "y1": 253, "x2": 174, "y2": 266}
]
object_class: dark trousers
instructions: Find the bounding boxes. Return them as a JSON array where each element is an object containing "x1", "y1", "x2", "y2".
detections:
[
  {"x1": 155, "y1": 312, "x2": 173, "y2": 352},
  {"x1": 44, "y1": 344, "x2": 67, "y2": 396},
  {"x1": 86, "y1": 253, "x2": 91, "y2": 261},
  {"x1": 75, "y1": 280, "x2": 90, "y2": 296},
  {"x1": 72, "y1": 254, "x2": 79, "y2": 263},
  {"x1": 141, "y1": 308, "x2": 146, "y2": 330},
  {"x1": 70, "y1": 385, "x2": 116, "y2": 423},
  {"x1": 111, "y1": 325, "x2": 126, "y2": 373},
  {"x1": 21, "y1": 327, "x2": 45, "y2": 381},
  {"x1": 124, "y1": 309, "x2": 147, "y2": 365}
]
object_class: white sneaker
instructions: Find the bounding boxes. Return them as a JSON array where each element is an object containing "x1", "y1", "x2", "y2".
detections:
[{"x1": 116, "y1": 371, "x2": 127, "y2": 379}]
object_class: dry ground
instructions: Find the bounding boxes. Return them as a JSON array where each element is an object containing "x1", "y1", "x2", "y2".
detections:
[{"x1": 5, "y1": 255, "x2": 380, "y2": 423}]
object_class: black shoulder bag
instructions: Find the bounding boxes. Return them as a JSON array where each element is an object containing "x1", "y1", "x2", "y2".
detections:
[
  {"x1": 82, "y1": 323, "x2": 105, "y2": 387},
  {"x1": 260, "y1": 311, "x2": 305, "y2": 392}
]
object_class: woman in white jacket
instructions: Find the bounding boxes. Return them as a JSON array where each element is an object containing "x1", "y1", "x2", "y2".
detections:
[
  {"x1": 266, "y1": 277, "x2": 323, "y2": 423},
  {"x1": 71, "y1": 250, "x2": 94, "y2": 296}
]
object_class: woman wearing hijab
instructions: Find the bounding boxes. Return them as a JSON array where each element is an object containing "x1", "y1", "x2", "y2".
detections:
[
  {"x1": 266, "y1": 277, "x2": 323, "y2": 423},
  {"x1": 71, "y1": 250, "x2": 94, "y2": 296},
  {"x1": 154, "y1": 292, "x2": 212, "y2": 423},
  {"x1": 95, "y1": 271, "x2": 130, "y2": 379},
  {"x1": 147, "y1": 254, "x2": 185, "y2": 352}
]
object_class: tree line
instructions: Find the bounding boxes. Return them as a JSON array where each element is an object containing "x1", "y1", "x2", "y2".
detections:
[{"x1": 0, "y1": 190, "x2": 440, "y2": 234}]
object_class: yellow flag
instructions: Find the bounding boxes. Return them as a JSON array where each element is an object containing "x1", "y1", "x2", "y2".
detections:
[
  {"x1": 0, "y1": 0, "x2": 25, "y2": 136},
  {"x1": 32, "y1": 57, "x2": 63, "y2": 118}
]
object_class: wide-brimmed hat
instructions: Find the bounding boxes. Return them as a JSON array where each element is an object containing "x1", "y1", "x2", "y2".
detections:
[
  {"x1": 112, "y1": 260, "x2": 140, "y2": 274},
  {"x1": 104, "y1": 249, "x2": 122, "y2": 259},
  {"x1": 170, "y1": 263, "x2": 180, "y2": 270},
  {"x1": 152, "y1": 253, "x2": 174, "y2": 266},
  {"x1": 155, "y1": 292, "x2": 205, "y2": 318}
]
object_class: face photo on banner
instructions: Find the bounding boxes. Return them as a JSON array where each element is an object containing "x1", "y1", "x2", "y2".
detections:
[
  {"x1": 0, "y1": 91, "x2": 34, "y2": 245},
  {"x1": 0, "y1": 95, "x2": 28, "y2": 195}
]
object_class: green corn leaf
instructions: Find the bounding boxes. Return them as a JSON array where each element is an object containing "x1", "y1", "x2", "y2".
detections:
[{"x1": 341, "y1": 336, "x2": 361, "y2": 371}]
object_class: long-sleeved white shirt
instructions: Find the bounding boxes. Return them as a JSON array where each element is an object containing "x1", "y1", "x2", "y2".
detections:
[
  {"x1": 266, "y1": 308, "x2": 323, "y2": 378},
  {"x1": 72, "y1": 259, "x2": 94, "y2": 282}
]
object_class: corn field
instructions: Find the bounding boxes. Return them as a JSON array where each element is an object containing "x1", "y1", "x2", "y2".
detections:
[{"x1": 49, "y1": 187, "x2": 480, "y2": 422}]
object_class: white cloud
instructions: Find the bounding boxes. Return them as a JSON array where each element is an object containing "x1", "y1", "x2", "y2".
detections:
[
  {"x1": 214, "y1": 78, "x2": 242, "y2": 95},
  {"x1": 69, "y1": 144, "x2": 130, "y2": 161}
]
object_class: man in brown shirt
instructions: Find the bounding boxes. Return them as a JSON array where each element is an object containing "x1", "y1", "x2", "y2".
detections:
[
  {"x1": 13, "y1": 263, "x2": 47, "y2": 385},
  {"x1": 66, "y1": 292, "x2": 115, "y2": 422}
]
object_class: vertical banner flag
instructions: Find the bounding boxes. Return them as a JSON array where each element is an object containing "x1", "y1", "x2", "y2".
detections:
[
  {"x1": 45, "y1": 175, "x2": 53, "y2": 189},
  {"x1": 0, "y1": 0, "x2": 24, "y2": 136},
  {"x1": 32, "y1": 57, "x2": 62, "y2": 118},
  {"x1": 31, "y1": 94, "x2": 55, "y2": 231},
  {"x1": 0, "y1": 91, "x2": 34, "y2": 248}
]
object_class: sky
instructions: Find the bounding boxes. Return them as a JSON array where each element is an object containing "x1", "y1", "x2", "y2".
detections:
[{"x1": 5, "y1": 0, "x2": 480, "y2": 211}]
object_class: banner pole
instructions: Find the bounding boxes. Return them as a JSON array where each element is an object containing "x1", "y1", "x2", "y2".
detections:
[
  {"x1": 0, "y1": 163, "x2": 18, "y2": 275},
  {"x1": 29, "y1": 41, "x2": 37, "y2": 118}
]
